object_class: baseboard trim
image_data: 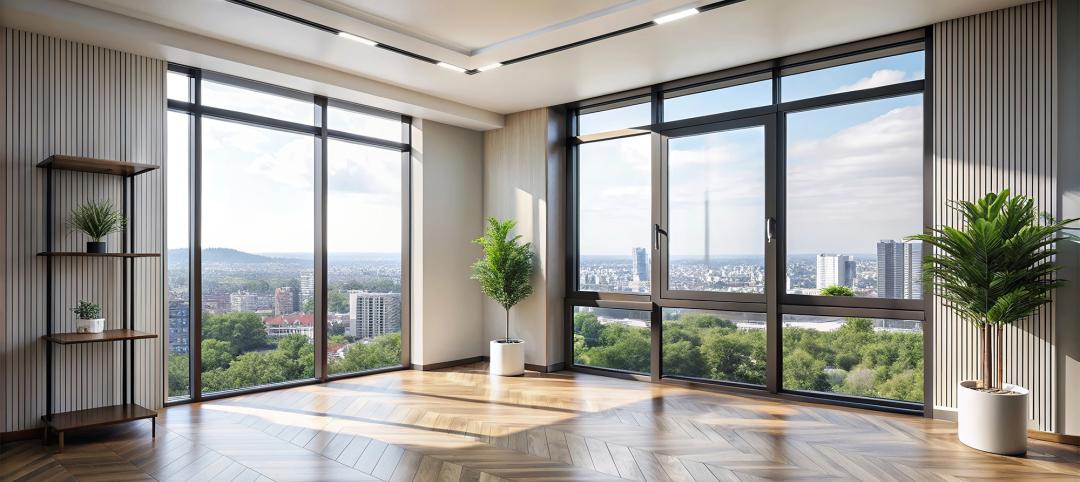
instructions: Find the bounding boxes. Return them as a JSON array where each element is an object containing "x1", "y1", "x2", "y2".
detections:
[
  {"x1": 411, "y1": 356, "x2": 565, "y2": 373},
  {"x1": 411, "y1": 356, "x2": 485, "y2": 371},
  {"x1": 0, "y1": 428, "x2": 38, "y2": 444},
  {"x1": 1028, "y1": 429, "x2": 1080, "y2": 446}
]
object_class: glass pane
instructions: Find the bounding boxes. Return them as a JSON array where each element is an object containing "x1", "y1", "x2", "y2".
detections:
[
  {"x1": 577, "y1": 135, "x2": 651, "y2": 293},
  {"x1": 167, "y1": 111, "x2": 191, "y2": 400},
  {"x1": 573, "y1": 306, "x2": 651, "y2": 374},
  {"x1": 785, "y1": 94, "x2": 923, "y2": 299},
  {"x1": 328, "y1": 106, "x2": 402, "y2": 142},
  {"x1": 578, "y1": 101, "x2": 650, "y2": 135},
  {"x1": 167, "y1": 71, "x2": 190, "y2": 102},
  {"x1": 202, "y1": 79, "x2": 314, "y2": 124},
  {"x1": 667, "y1": 126, "x2": 765, "y2": 293},
  {"x1": 664, "y1": 79, "x2": 771, "y2": 121},
  {"x1": 200, "y1": 118, "x2": 315, "y2": 394},
  {"x1": 662, "y1": 309, "x2": 765, "y2": 385},
  {"x1": 327, "y1": 140, "x2": 403, "y2": 376},
  {"x1": 782, "y1": 51, "x2": 924, "y2": 102},
  {"x1": 782, "y1": 314, "x2": 923, "y2": 402}
]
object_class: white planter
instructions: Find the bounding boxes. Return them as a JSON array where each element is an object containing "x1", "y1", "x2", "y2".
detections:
[
  {"x1": 958, "y1": 380, "x2": 1029, "y2": 455},
  {"x1": 75, "y1": 318, "x2": 105, "y2": 334},
  {"x1": 489, "y1": 339, "x2": 524, "y2": 376}
]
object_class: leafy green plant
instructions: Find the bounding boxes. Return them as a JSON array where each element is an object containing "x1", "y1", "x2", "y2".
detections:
[
  {"x1": 819, "y1": 284, "x2": 855, "y2": 297},
  {"x1": 71, "y1": 300, "x2": 101, "y2": 319},
  {"x1": 69, "y1": 200, "x2": 126, "y2": 241},
  {"x1": 907, "y1": 190, "x2": 1076, "y2": 390},
  {"x1": 472, "y1": 218, "x2": 534, "y2": 342}
]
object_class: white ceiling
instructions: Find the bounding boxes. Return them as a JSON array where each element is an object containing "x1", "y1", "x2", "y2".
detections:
[{"x1": 4, "y1": 0, "x2": 1037, "y2": 129}]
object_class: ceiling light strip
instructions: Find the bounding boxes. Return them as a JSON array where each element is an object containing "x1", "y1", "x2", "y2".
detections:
[{"x1": 225, "y1": 0, "x2": 747, "y2": 75}]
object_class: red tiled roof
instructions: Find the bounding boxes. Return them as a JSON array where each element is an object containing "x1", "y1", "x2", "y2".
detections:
[{"x1": 263, "y1": 314, "x2": 315, "y2": 327}]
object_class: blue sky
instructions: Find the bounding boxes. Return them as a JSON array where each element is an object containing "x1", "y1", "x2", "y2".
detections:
[{"x1": 579, "y1": 52, "x2": 925, "y2": 257}]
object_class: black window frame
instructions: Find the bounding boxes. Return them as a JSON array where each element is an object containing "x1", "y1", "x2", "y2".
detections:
[
  {"x1": 565, "y1": 28, "x2": 932, "y2": 416},
  {"x1": 164, "y1": 64, "x2": 412, "y2": 404}
]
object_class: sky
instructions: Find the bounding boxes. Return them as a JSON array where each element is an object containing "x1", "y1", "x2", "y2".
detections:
[
  {"x1": 167, "y1": 50, "x2": 924, "y2": 259},
  {"x1": 578, "y1": 51, "x2": 925, "y2": 257},
  {"x1": 166, "y1": 76, "x2": 403, "y2": 254}
]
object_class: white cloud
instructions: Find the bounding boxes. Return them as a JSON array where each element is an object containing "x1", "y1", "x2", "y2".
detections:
[
  {"x1": 829, "y1": 69, "x2": 909, "y2": 95},
  {"x1": 786, "y1": 104, "x2": 923, "y2": 254}
]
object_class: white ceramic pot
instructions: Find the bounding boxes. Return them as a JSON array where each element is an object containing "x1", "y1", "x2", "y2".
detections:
[
  {"x1": 75, "y1": 318, "x2": 105, "y2": 334},
  {"x1": 489, "y1": 339, "x2": 524, "y2": 376},
  {"x1": 958, "y1": 380, "x2": 1029, "y2": 455}
]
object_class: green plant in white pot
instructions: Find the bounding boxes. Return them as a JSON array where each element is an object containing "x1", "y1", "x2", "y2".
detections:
[
  {"x1": 69, "y1": 200, "x2": 126, "y2": 253},
  {"x1": 472, "y1": 218, "x2": 534, "y2": 376},
  {"x1": 908, "y1": 190, "x2": 1075, "y2": 455},
  {"x1": 71, "y1": 300, "x2": 105, "y2": 334}
]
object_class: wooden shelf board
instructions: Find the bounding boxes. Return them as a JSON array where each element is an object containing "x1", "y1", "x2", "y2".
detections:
[
  {"x1": 42, "y1": 404, "x2": 156, "y2": 432},
  {"x1": 44, "y1": 329, "x2": 158, "y2": 345},
  {"x1": 37, "y1": 155, "x2": 158, "y2": 177},
  {"x1": 37, "y1": 252, "x2": 160, "y2": 258}
]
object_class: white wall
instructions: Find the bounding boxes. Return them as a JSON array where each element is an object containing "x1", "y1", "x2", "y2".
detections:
[{"x1": 410, "y1": 119, "x2": 486, "y2": 367}]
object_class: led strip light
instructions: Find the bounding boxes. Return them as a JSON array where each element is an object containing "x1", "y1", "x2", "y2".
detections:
[{"x1": 225, "y1": 0, "x2": 746, "y2": 75}]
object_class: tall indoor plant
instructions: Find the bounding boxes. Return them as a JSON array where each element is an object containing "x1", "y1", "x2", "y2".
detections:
[
  {"x1": 908, "y1": 190, "x2": 1075, "y2": 454},
  {"x1": 472, "y1": 218, "x2": 534, "y2": 376}
]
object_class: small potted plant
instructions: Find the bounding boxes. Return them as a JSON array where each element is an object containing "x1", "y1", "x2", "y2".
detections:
[
  {"x1": 71, "y1": 300, "x2": 105, "y2": 334},
  {"x1": 909, "y1": 190, "x2": 1075, "y2": 455},
  {"x1": 472, "y1": 218, "x2": 534, "y2": 376},
  {"x1": 69, "y1": 200, "x2": 126, "y2": 253}
]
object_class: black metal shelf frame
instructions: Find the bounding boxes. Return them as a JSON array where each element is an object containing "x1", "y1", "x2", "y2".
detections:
[{"x1": 41, "y1": 160, "x2": 160, "y2": 440}]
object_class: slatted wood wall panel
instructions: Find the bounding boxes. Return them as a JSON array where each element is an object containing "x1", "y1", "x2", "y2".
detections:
[
  {"x1": 932, "y1": 0, "x2": 1058, "y2": 431},
  {"x1": 1, "y1": 28, "x2": 165, "y2": 433}
]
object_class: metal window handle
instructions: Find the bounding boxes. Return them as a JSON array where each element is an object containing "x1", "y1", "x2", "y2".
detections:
[
  {"x1": 765, "y1": 217, "x2": 776, "y2": 244},
  {"x1": 654, "y1": 223, "x2": 667, "y2": 250}
]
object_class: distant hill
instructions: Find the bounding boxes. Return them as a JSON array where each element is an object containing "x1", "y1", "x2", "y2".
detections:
[{"x1": 167, "y1": 248, "x2": 288, "y2": 264}]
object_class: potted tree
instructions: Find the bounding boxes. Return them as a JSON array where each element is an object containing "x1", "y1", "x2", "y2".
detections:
[
  {"x1": 909, "y1": 190, "x2": 1075, "y2": 455},
  {"x1": 472, "y1": 218, "x2": 534, "y2": 376},
  {"x1": 69, "y1": 200, "x2": 126, "y2": 253},
  {"x1": 71, "y1": 300, "x2": 105, "y2": 334}
]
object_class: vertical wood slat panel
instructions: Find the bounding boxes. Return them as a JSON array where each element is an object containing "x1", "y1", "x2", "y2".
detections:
[
  {"x1": 932, "y1": 0, "x2": 1058, "y2": 432},
  {"x1": 1, "y1": 28, "x2": 165, "y2": 432}
]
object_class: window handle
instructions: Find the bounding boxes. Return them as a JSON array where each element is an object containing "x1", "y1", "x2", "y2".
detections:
[
  {"x1": 654, "y1": 223, "x2": 667, "y2": 250},
  {"x1": 766, "y1": 217, "x2": 776, "y2": 244}
]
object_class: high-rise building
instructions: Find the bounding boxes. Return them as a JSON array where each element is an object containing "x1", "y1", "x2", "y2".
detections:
[
  {"x1": 299, "y1": 273, "x2": 315, "y2": 306},
  {"x1": 904, "y1": 240, "x2": 923, "y2": 299},
  {"x1": 348, "y1": 291, "x2": 402, "y2": 339},
  {"x1": 168, "y1": 300, "x2": 190, "y2": 354},
  {"x1": 230, "y1": 290, "x2": 260, "y2": 312},
  {"x1": 632, "y1": 247, "x2": 649, "y2": 282},
  {"x1": 274, "y1": 286, "x2": 298, "y2": 315},
  {"x1": 816, "y1": 254, "x2": 855, "y2": 289},
  {"x1": 877, "y1": 240, "x2": 922, "y2": 299}
]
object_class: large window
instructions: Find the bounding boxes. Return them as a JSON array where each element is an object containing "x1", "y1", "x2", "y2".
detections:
[
  {"x1": 166, "y1": 67, "x2": 410, "y2": 402},
  {"x1": 326, "y1": 140, "x2": 403, "y2": 376},
  {"x1": 785, "y1": 95, "x2": 923, "y2": 299},
  {"x1": 200, "y1": 119, "x2": 315, "y2": 394},
  {"x1": 166, "y1": 110, "x2": 191, "y2": 401},
  {"x1": 577, "y1": 135, "x2": 651, "y2": 294},
  {"x1": 568, "y1": 33, "x2": 927, "y2": 412}
]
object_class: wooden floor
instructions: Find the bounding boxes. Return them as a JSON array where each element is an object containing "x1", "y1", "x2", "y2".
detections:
[{"x1": 3, "y1": 364, "x2": 1080, "y2": 481}]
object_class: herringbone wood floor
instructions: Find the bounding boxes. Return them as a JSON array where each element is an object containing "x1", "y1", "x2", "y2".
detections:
[{"x1": 3, "y1": 364, "x2": 1079, "y2": 481}]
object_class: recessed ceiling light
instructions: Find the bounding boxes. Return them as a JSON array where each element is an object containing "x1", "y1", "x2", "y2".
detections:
[
  {"x1": 653, "y1": 8, "x2": 699, "y2": 24},
  {"x1": 437, "y1": 62, "x2": 468, "y2": 73},
  {"x1": 477, "y1": 63, "x2": 503, "y2": 72},
  {"x1": 337, "y1": 31, "x2": 377, "y2": 46}
]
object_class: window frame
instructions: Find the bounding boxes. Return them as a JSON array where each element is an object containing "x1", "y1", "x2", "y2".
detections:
[
  {"x1": 164, "y1": 64, "x2": 412, "y2": 405},
  {"x1": 564, "y1": 28, "x2": 932, "y2": 416}
]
